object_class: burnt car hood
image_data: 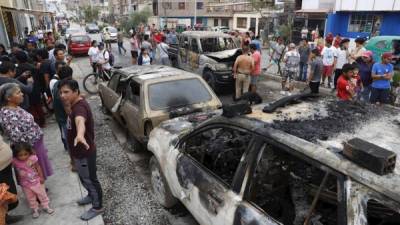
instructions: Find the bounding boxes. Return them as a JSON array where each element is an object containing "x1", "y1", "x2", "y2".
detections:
[{"x1": 204, "y1": 49, "x2": 240, "y2": 61}]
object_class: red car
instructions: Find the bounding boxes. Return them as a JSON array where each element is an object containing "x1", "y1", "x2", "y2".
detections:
[{"x1": 67, "y1": 33, "x2": 91, "y2": 55}]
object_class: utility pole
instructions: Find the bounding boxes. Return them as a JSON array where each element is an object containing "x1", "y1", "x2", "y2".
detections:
[{"x1": 194, "y1": 0, "x2": 197, "y2": 28}]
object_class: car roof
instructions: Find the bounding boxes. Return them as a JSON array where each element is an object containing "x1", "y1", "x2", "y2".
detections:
[
  {"x1": 181, "y1": 31, "x2": 232, "y2": 38},
  {"x1": 116, "y1": 65, "x2": 199, "y2": 83}
]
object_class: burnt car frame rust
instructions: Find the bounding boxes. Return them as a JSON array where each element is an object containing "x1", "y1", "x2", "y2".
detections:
[
  {"x1": 98, "y1": 65, "x2": 221, "y2": 151},
  {"x1": 148, "y1": 100, "x2": 400, "y2": 225}
]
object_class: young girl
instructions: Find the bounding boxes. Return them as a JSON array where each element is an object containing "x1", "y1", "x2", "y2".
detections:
[
  {"x1": 12, "y1": 142, "x2": 54, "y2": 218},
  {"x1": 351, "y1": 63, "x2": 363, "y2": 99}
]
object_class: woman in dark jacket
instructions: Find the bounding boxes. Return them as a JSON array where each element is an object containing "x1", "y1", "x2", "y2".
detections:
[{"x1": 137, "y1": 47, "x2": 153, "y2": 66}]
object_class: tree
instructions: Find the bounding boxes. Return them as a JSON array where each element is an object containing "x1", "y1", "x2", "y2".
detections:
[
  {"x1": 81, "y1": 6, "x2": 100, "y2": 23},
  {"x1": 121, "y1": 8, "x2": 152, "y2": 33}
]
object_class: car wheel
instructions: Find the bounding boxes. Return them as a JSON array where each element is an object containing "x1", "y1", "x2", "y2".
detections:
[
  {"x1": 124, "y1": 131, "x2": 143, "y2": 153},
  {"x1": 203, "y1": 70, "x2": 217, "y2": 92},
  {"x1": 150, "y1": 156, "x2": 178, "y2": 208}
]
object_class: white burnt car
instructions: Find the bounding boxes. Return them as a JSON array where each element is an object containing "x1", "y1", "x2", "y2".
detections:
[{"x1": 148, "y1": 98, "x2": 400, "y2": 225}]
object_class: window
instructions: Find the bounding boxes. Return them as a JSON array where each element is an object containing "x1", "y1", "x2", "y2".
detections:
[
  {"x1": 178, "y1": 2, "x2": 185, "y2": 10},
  {"x1": 148, "y1": 78, "x2": 212, "y2": 110},
  {"x1": 348, "y1": 14, "x2": 374, "y2": 33},
  {"x1": 161, "y1": 2, "x2": 171, "y2": 9},
  {"x1": 108, "y1": 73, "x2": 121, "y2": 91},
  {"x1": 221, "y1": 19, "x2": 229, "y2": 27},
  {"x1": 214, "y1": 19, "x2": 219, "y2": 27},
  {"x1": 200, "y1": 37, "x2": 236, "y2": 53},
  {"x1": 183, "y1": 127, "x2": 252, "y2": 185},
  {"x1": 196, "y1": 2, "x2": 203, "y2": 10},
  {"x1": 126, "y1": 81, "x2": 140, "y2": 106},
  {"x1": 245, "y1": 143, "x2": 343, "y2": 225},
  {"x1": 191, "y1": 38, "x2": 199, "y2": 53},
  {"x1": 375, "y1": 40, "x2": 387, "y2": 50},
  {"x1": 237, "y1": 17, "x2": 247, "y2": 29}
]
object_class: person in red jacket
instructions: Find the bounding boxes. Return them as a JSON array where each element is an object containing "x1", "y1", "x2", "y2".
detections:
[{"x1": 337, "y1": 63, "x2": 355, "y2": 100}]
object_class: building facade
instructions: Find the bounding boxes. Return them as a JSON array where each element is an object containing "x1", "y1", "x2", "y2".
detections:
[{"x1": 326, "y1": 0, "x2": 400, "y2": 38}]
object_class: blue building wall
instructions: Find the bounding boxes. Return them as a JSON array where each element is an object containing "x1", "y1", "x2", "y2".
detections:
[{"x1": 326, "y1": 12, "x2": 400, "y2": 38}]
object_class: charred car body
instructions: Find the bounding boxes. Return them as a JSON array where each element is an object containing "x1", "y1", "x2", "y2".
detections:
[
  {"x1": 148, "y1": 97, "x2": 400, "y2": 225},
  {"x1": 169, "y1": 31, "x2": 241, "y2": 92},
  {"x1": 98, "y1": 65, "x2": 221, "y2": 151}
]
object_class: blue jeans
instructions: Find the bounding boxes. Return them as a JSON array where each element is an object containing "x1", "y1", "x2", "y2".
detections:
[
  {"x1": 58, "y1": 122, "x2": 68, "y2": 152},
  {"x1": 299, "y1": 62, "x2": 308, "y2": 81},
  {"x1": 117, "y1": 42, "x2": 126, "y2": 54}
]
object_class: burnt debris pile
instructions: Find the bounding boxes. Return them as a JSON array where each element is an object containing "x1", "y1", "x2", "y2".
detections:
[{"x1": 271, "y1": 100, "x2": 390, "y2": 143}]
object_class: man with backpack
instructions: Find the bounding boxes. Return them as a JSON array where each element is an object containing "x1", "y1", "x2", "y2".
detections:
[{"x1": 97, "y1": 42, "x2": 113, "y2": 75}]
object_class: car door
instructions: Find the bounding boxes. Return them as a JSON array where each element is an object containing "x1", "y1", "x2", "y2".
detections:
[
  {"x1": 101, "y1": 73, "x2": 122, "y2": 113},
  {"x1": 240, "y1": 137, "x2": 348, "y2": 225},
  {"x1": 175, "y1": 125, "x2": 270, "y2": 225},
  {"x1": 119, "y1": 80, "x2": 142, "y2": 140}
]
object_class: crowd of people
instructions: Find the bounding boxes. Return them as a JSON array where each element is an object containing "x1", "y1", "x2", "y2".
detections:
[
  {"x1": 268, "y1": 34, "x2": 398, "y2": 104},
  {"x1": 0, "y1": 29, "x2": 103, "y2": 224}
]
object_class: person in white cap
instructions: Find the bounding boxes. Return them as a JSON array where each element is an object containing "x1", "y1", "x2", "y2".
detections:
[{"x1": 282, "y1": 43, "x2": 300, "y2": 92}]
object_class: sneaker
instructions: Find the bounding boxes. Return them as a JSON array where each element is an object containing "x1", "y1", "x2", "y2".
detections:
[
  {"x1": 32, "y1": 209, "x2": 40, "y2": 219},
  {"x1": 80, "y1": 208, "x2": 104, "y2": 221},
  {"x1": 44, "y1": 207, "x2": 55, "y2": 214},
  {"x1": 77, "y1": 195, "x2": 92, "y2": 205}
]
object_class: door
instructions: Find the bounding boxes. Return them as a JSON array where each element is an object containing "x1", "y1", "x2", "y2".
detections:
[
  {"x1": 102, "y1": 73, "x2": 122, "y2": 114},
  {"x1": 175, "y1": 126, "x2": 256, "y2": 225},
  {"x1": 188, "y1": 37, "x2": 200, "y2": 71},
  {"x1": 119, "y1": 80, "x2": 142, "y2": 140}
]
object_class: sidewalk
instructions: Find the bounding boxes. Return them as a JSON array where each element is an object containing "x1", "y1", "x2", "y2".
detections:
[{"x1": 8, "y1": 117, "x2": 104, "y2": 225}]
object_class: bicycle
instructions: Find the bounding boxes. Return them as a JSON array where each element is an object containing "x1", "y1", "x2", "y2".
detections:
[{"x1": 83, "y1": 64, "x2": 121, "y2": 94}]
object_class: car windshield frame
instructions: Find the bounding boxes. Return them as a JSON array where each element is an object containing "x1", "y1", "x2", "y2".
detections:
[
  {"x1": 66, "y1": 28, "x2": 81, "y2": 34},
  {"x1": 148, "y1": 78, "x2": 212, "y2": 111},
  {"x1": 71, "y1": 35, "x2": 90, "y2": 42},
  {"x1": 200, "y1": 37, "x2": 237, "y2": 53},
  {"x1": 107, "y1": 27, "x2": 117, "y2": 33}
]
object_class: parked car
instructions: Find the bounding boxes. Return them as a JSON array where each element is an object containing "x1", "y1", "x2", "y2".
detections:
[
  {"x1": 148, "y1": 97, "x2": 400, "y2": 225},
  {"x1": 65, "y1": 27, "x2": 84, "y2": 42},
  {"x1": 211, "y1": 26, "x2": 230, "y2": 33},
  {"x1": 98, "y1": 65, "x2": 222, "y2": 151},
  {"x1": 86, "y1": 23, "x2": 100, "y2": 33},
  {"x1": 365, "y1": 36, "x2": 400, "y2": 62},
  {"x1": 101, "y1": 26, "x2": 118, "y2": 42},
  {"x1": 169, "y1": 31, "x2": 240, "y2": 92},
  {"x1": 67, "y1": 33, "x2": 91, "y2": 55}
]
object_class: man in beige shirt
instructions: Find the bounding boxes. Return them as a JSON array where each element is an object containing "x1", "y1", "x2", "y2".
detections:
[{"x1": 233, "y1": 45, "x2": 254, "y2": 99}]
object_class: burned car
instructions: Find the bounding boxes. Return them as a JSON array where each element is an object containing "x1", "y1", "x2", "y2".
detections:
[
  {"x1": 169, "y1": 31, "x2": 241, "y2": 92},
  {"x1": 98, "y1": 65, "x2": 221, "y2": 151},
  {"x1": 148, "y1": 97, "x2": 400, "y2": 225}
]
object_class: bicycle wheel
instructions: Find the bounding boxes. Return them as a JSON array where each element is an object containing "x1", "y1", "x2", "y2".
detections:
[{"x1": 83, "y1": 73, "x2": 100, "y2": 94}]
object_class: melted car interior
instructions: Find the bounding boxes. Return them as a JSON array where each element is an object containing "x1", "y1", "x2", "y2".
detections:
[{"x1": 180, "y1": 125, "x2": 399, "y2": 225}]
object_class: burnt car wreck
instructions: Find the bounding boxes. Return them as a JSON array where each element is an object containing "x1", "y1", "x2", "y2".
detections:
[{"x1": 148, "y1": 97, "x2": 400, "y2": 225}]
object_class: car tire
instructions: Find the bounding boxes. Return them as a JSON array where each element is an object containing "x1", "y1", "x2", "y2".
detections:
[
  {"x1": 124, "y1": 131, "x2": 143, "y2": 153},
  {"x1": 203, "y1": 70, "x2": 218, "y2": 92},
  {"x1": 149, "y1": 156, "x2": 178, "y2": 208}
]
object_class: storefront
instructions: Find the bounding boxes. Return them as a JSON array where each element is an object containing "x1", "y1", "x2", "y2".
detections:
[{"x1": 0, "y1": 6, "x2": 54, "y2": 47}]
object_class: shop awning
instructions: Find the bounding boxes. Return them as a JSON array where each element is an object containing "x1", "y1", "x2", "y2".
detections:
[
  {"x1": 295, "y1": 9, "x2": 331, "y2": 14},
  {"x1": 1, "y1": 6, "x2": 54, "y2": 17}
]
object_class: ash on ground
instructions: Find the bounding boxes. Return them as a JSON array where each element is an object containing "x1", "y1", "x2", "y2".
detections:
[
  {"x1": 88, "y1": 96, "x2": 171, "y2": 225},
  {"x1": 270, "y1": 100, "x2": 394, "y2": 143}
]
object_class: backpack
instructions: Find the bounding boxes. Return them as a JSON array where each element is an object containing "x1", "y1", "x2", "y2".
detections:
[{"x1": 104, "y1": 50, "x2": 114, "y2": 66}]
